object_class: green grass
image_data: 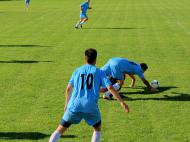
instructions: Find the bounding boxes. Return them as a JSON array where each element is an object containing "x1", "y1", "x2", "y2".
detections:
[{"x1": 0, "y1": 0, "x2": 190, "y2": 141}]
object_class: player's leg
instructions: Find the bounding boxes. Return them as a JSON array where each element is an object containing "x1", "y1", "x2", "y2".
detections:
[
  {"x1": 79, "y1": 17, "x2": 88, "y2": 28},
  {"x1": 75, "y1": 18, "x2": 83, "y2": 28},
  {"x1": 75, "y1": 11, "x2": 83, "y2": 28},
  {"x1": 49, "y1": 122, "x2": 70, "y2": 142},
  {"x1": 49, "y1": 111, "x2": 81, "y2": 142},
  {"x1": 103, "y1": 82, "x2": 121, "y2": 99},
  {"x1": 25, "y1": 0, "x2": 30, "y2": 9},
  {"x1": 91, "y1": 122, "x2": 101, "y2": 142},
  {"x1": 75, "y1": 12, "x2": 87, "y2": 28},
  {"x1": 84, "y1": 111, "x2": 101, "y2": 142},
  {"x1": 103, "y1": 77, "x2": 122, "y2": 99}
]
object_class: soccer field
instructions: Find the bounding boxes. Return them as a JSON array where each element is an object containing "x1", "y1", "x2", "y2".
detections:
[{"x1": 0, "y1": 0, "x2": 190, "y2": 141}]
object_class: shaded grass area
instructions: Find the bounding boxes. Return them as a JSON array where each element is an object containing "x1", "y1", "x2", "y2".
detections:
[{"x1": 0, "y1": 132, "x2": 76, "y2": 140}]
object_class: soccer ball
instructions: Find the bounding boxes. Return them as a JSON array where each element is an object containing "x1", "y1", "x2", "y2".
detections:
[{"x1": 150, "y1": 80, "x2": 159, "y2": 89}]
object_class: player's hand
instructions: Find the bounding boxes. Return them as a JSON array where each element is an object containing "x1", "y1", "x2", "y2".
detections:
[{"x1": 120, "y1": 102, "x2": 130, "y2": 113}]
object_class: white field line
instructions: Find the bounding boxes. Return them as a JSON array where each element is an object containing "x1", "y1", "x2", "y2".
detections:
[{"x1": 177, "y1": 22, "x2": 190, "y2": 36}]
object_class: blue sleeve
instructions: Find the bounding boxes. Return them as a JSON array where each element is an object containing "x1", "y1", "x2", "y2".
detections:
[
  {"x1": 69, "y1": 70, "x2": 76, "y2": 87},
  {"x1": 137, "y1": 71, "x2": 144, "y2": 79},
  {"x1": 100, "y1": 70, "x2": 112, "y2": 88}
]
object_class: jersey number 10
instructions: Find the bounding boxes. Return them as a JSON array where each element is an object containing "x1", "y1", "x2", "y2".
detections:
[{"x1": 81, "y1": 74, "x2": 94, "y2": 90}]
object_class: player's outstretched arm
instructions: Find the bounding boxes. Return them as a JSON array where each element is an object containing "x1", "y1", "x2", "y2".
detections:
[
  {"x1": 141, "y1": 78, "x2": 158, "y2": 92},
  {"x1": 107, "y1": 85, "x2": 129, "y2": 113},
  {"x1": 64, "y1": 84, "x2": 72, "y2": 112}
]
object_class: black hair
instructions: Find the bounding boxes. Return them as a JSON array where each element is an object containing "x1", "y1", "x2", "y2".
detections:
[
  {"x1": 140, "y1": 63, "x2": 148, "y2": 71},
  {"x1": 85, "y1": 48, "x2": 97, "y2": 64}
]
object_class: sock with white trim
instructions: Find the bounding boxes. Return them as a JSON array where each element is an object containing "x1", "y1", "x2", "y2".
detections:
[
  {"x1": 91, "y1": 131, "x2": 101, "y2": 142},
  {"x1": 49, "y1": 130, "x2": 61, "y2": 142}
]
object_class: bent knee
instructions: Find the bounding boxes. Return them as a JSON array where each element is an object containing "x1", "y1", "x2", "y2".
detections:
[{"x1": 93, "y1": 121, "x2": 101, "y2": 131}]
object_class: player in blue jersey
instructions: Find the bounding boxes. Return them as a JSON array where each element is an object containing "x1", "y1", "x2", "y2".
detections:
[
  {"x1": 101, "y1": 58, "x2": 158, "y2": 99},
  {"x1": 75, "y1": 0, "x2": 92, "y2": 29},
  {"x1": 25, "y1": 0, "x2": 30, "y2": 10},
  {"x1": 49, "y1": 49, "x2": 129, "y2": 142}
]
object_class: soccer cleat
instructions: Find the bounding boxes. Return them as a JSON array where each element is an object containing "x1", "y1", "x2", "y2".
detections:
[{"x1": 75, "y1": 25, "x2": 79, "y2": 29}]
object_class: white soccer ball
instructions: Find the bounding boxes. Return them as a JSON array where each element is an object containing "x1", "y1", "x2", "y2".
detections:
[{"x1": 150, "y1": 80, "x2": 159, "y2": 89}]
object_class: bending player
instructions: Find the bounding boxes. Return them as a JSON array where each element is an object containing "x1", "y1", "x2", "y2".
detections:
[
  {"x1": 49, "y1": 49, "x2": 129, "y2": 142},
  {"x1": 75, "y1": 0, "x2": 92, "y2": 29},
  {"x1": 101, "y1": 57, "x2": 158, "y2": 99}
]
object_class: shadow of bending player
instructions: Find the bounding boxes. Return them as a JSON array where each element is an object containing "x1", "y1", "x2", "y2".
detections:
[
  {"x1": 119, "y1": 86, "x2": 178, "y2": 95},
  {"x1": 120, "y1": 92, "x2": 190, "y2": 102},
  {"x1": 118, "y1": 86, "x2": 190, "y2": 102},
  {"x1": 0, "y1": 132, "x2": 76, "y2": 140}
]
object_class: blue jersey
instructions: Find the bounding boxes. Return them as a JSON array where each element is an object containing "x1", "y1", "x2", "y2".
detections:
[
  {"x1": 81, "y1": 2, "x2": 89, "y2": 14},
  {"x1": 101, "y1": 58, "x2": 144, "y2": 80},
  {"x1": 67, "y1": 64, "x2": 111, "y2": 113}
]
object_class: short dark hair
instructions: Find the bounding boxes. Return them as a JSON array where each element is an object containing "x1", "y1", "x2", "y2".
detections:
[
  {"x1": 140, "y1": 63, "x2": 148, "y2": 71},
  {"x1": 85, "y1": 48, "x2": 97, "y2": 64}
]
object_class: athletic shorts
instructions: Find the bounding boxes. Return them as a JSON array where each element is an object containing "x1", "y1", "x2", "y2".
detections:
[
  {"x1": 80, "y1": 12, "x2": 88, "y2": 19},
  {"x1": 109, "y1": 77, "x2": 118, "y2": 84},
  {"x1": 25, "y1": 0, "x2": 30, "y2": 4},
  {"x1": 61, "y1": 110, "x2": 101, "y2": 126}
]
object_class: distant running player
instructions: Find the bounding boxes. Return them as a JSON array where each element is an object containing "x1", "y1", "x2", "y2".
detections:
[
  {"x1": 75, "y1": 0, "x2": 92, "y2": 29},
  {"x1": 49, "y1": 49, "x2": 129, "y2": 142},
  {"x1": 25, "y1": 0, "x2": 30, "y2": 10},
  {"x1": 101, "y1": 57, "x2": 158, "y2": 99}
]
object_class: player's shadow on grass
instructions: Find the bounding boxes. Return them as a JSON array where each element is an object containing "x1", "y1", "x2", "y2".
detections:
[
  {"x1": 120, "y1": 86, "x2": 178, "y2": 95},
  {"x1": 101, "y1": 86, "x2": 178, "y2": 100},
  {"x1": 0, "y1": 60, "x2": 53, "y2": 64},
  {"x1": 120, "y1": 92, "x2": 190, "y2": 102},
  {"x1": 0, "y1": 45, "x2": 50, "y2": 48},
  {"x1": 0, "y1": 132, "x2": 76, "y2": 140},
  {"x1": 0, "y1": 132, "x2": 49, "y2": 140},
  {"x1": 84, "y1": 27, "x2": 143, "y2": 30}
]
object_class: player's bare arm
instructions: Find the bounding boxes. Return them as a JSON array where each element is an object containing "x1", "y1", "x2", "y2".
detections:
[
  {"x1": 64, "y1": 84, "x2": 72, "y2": 112},
  {"x1": 107, "y1": 85, "x2": 129, "y2": 113},
  {"x1": 128, "y1": 74, "x2": 136, "y2": 87},
  {"x1": 141, "y1": 78, "x2": 158, "y2": 92}
]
